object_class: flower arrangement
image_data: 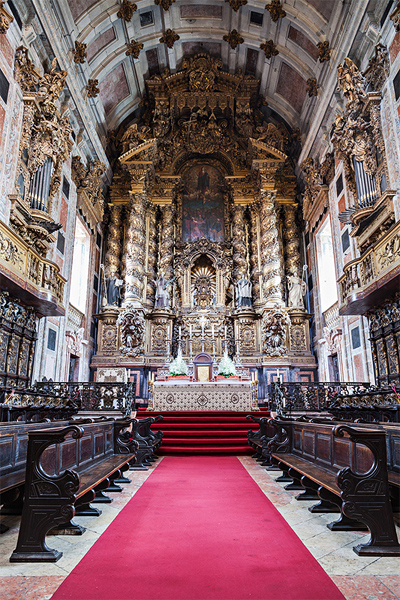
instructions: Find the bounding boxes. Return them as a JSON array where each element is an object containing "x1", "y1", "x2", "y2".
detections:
[
  {"x1": 168, "y1": 346, "x2": 188, "y2": 376},
  {"x1": 217, "y1": 351, "x2": 237, "y2": 377}
]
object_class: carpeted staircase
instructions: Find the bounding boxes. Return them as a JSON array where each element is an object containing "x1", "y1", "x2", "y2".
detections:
[{"x1": 137, "y1": 408, "x2": 270, "y2": 455}]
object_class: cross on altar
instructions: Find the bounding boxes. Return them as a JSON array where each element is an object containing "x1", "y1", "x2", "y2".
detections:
[{"x1": 199, "y1": 315, "x2": 207, "y2": 335}]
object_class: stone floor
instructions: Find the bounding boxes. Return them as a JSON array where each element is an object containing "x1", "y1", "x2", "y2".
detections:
[{"x1": 0, "y1": 456, "x2": 399, "y2": 600}]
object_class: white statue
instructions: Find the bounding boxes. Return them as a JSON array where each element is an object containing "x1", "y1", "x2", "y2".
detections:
[
  {"x1": 287, "y1": 270, "x2": 307, "y2": 308},
  {"x1": 153, "y1": 273, "x2": 175, "y2": 308},
  {"x1": 236, "y1": 274, "x2": 252, "y2": 308}
]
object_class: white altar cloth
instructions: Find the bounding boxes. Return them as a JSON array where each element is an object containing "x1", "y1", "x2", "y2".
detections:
[{"x1": 151, "y1": 381, "x2": 254, "y2": 411}]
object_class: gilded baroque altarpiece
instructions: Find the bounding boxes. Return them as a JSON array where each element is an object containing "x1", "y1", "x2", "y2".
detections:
[{"x1": 92, "y1": 55, "x2": 316, "y2": 384}]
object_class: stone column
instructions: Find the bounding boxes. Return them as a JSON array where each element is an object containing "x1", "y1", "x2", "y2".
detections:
[
  {"x1": 104, "y1": 204, "x2": 123, "y2": 276},
  {"x1": 123, "y1": 192, "x2": 146, "y2": 308},
  {"x1": 159, "y1": 204, "x2": 174, "y2": 281},
  {"x1": 283, "y1": 203, "x2": 301, "y2": 276},
  {"x1": 260, "y1": 191, "x2": 283, "y2": 306},
  {"x1": 249, "y1": 201, "x2": 262, "y2": 306},
  {"x1": 232, "y1": 204, "x2": 248, "y2": 279}
]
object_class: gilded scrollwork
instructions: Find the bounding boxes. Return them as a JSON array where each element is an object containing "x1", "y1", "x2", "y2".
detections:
[
  {"x1": 0, "y1": 0, "x2": 13, "y2": 33},
  {"x1": 260, "y1": 191, "x2": 283, "y2": 305},
  {"x1": 282, "y1": 204, "x2": 301, "y2": 278},
  {"x1": 262, "y1": 307, "x2": 290, "y2": 356},
  {"x1": 232, "y1": 205, "x2": 248, "y2": 279},
  {"x1": 117, "y1": 304, "x2": 145, "y2": 356},
  {"x1": 124, "y1": 194, "x2": 146, "y2": 304},
  {"x1": 104, "y1": 204, "x2": 123, "y2": 278},
  {"x1": 159, "y1": 205, "x2": 175, "y2": 282}
]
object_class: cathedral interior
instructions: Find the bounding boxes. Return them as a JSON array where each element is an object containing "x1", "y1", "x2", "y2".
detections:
[
  {"x1": 1, "y1": 0, "x2": 400, "y2": 597},
  {"x1": 3, "y1": 0, "x2": 400, "y2": 397}
]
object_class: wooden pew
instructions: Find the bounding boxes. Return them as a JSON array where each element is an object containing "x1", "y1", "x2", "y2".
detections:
[
  {"x1": 268, "y1": 419, "x2": 400, "y2": 556},
  {"x1": 246, "y1": 415, "x2": 286, "y2": 468},
  {"x1": 130, "y1": 416, "x2": 164, "y2": 469},
  {"x1": 9, "y1": 418, "x2": 138, "y2": 562},
  {"x1": 136, "y1": 416, "x2": 163, "y2": 460},
  {"x1": 0, "y1": 420, "x2": 77, "y2": 532}
]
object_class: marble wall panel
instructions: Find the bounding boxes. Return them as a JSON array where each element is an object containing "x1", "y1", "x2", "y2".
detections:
[
  {"x1": 389, "y1": 31, "x2": 400, "y2": 63},
  {"x1": 0, "y1": 34, "x2": 14, "y2": 68},
  {"x1": 69, "y1": 0, "x2": 97, "y2": 21},
  {"x1": 180, "y1": 5, "x2": 222, "y2": 18},
  {"x1": 182, "y1": 42, "x2": 222, "y2": 58},
  {"x1": 307, "y1": 0, "x2": 335, "y2": 21},
  {"x1": 0, "y1": 104, "x2": 5, "y2": 142},
  {"x1": 288, "y1": 26, "x2": 318, "y2": 61},
  {"x1": 276, "y1": 62, "x2": 307, "y2": 114},
  {"x1": 87, "y1": 28, "x2": 115, "y2": 62},
  {"x1": 99, "y1": 63, "x2": 130, "y2": 115}
]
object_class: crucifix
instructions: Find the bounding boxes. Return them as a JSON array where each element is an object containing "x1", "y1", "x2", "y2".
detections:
[{"x1": 199, "y1": 315, "x2": 207, "y2": 352}]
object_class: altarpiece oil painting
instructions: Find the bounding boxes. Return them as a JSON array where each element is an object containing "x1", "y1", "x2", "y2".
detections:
[{"x1": 182, "y1": 164, "x2": 225, "y2": 243}]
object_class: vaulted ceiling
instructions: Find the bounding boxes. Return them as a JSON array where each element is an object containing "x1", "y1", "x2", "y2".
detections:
[
  {"x1": 29, "y1": 0, "x2": 386, "y2": 169},
  {"x1": 56, "y1": 0, "x2": 343, "y2": 129}
]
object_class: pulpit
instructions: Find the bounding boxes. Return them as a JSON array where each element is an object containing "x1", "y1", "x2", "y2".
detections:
[{"x1": 193, "y1": 352, "x2": 213, "y2": 382}]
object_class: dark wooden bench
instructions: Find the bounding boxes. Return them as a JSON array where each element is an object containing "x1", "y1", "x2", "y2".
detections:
[
  {"x1": 268, "y1": 419, "x2": 400, "y2": 556},
  {"x1": 130, "y1": 416, "x2": 164, "y2": 469},
  {"x1": 1, "y1": 420, "x2": 79, "y2": 533},
  {"x1": 9, "y1": 417, "x2": 138, "y2": 562}
]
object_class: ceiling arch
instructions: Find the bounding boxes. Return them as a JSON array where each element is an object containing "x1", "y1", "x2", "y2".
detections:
[{"x1": 55, "y1": 0, "x2": 343, "y2": 133}]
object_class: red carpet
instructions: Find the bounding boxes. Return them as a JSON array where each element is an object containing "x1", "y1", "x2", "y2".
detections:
[
  {"x1": 51, "y1": 457, "x2": 344, "y2": 600},
  {"x1": 137, "y1": 409, "x2": 270, "y2": 455}
]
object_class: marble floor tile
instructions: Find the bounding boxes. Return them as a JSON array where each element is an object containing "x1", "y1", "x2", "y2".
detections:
[
  {"x1": 0, "y1": 576, "x2": 66, "y2": 600},
  {"x1": 377, "y1": 576, "x2": 400, "y2": 597},
  {"x1": 331, "y1": 575, "x2": 399, "y2": 600}
]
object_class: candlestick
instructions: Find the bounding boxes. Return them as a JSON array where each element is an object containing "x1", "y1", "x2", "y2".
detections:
[
  {"x1": 212, "y1": 323, "x2": 214, "y2": 338},
  {"x1": 179, "y1": 326, "x2": 182, "y2": 338},
  {"x1": 189, "y1": 323, "x2": 192, "y2": 338}
]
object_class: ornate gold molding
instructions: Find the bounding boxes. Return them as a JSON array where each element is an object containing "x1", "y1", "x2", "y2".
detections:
[
  {"x1": 155, "y1": 0, "x2": 175, "y2": 10},
  {"x1": 223, "y1": 29, "x2": 244, "y2": 50},
  {"x1": 225, "y1": 0, "x2": 247, "y2": 11},
  {"x1": 0, "y1": 221, "x2": 65, "y2": 314},
  {"x1": 126, "y1": 39, "x2": 144, "y2": 59},
  {"x1": 73, "y1": 41, "x2": 87, "y2": 64},
  {"x1": 159, "y1": 29, "x2": 179, "y2": 49},
  {"x1": 0, "y1": 1, "x2": 13, "y2": 33},
  {"x1": 87, "y1": 79, "x2": 99, "y2": 98},
  {"x1": 260, "y1": 40, "x2": 279, "y2": 59},
  {"x1": 317, "y1": 41, "x2": 331, "y2": 63},
  {"x1": 265, "y1": 0, "x2": 286, "y2": 22},
  {"x1": 338, "y1": 219, "x2": 400, "y2": 315},
  {"x1": 117, "y1": 0, "x2": 137, "y2": 21},
  {"x1": 306, "y1": 77, "x2": 319, "y2": 97}
]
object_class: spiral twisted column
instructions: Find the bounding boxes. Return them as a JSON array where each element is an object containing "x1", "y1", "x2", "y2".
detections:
[
  {"x1": 146, "y1": 202, "x2": 157, "y2": 307},
  {"x1": 104, "y1": 204, "x2": 123, "y2": 276},
  {"x1": 283, "y1": 203, "x2": 301, "y2": 276},
  {"x1": 123, "y1": 192, "x2": 146, "y2": 307},
  {"x1": 249, "y1": 201, "x2": 261, "y2": 306},
  {"x1": 232, "y1": 204, "x2": 248, "y2": 279},
  {"x1": 260, "y1": 191, "x2": 283, "y2": 306},
  {"x1": 159, "y1": 204, "x2": 175, "y2": 280}
]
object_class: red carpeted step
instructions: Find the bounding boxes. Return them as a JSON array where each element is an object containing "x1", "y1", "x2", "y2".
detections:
[{"x1": 137, "y1": 408, "x2": 270, "y2": 456}]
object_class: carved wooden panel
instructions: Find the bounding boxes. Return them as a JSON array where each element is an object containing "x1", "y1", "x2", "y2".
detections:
[{"x1": 316, "y1": 433, "x2": 331, "y2": 464}]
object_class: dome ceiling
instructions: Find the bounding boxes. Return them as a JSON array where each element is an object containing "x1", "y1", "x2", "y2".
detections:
[{"x1": 59, "y1": 0, "x2": 342, "y2": 132}]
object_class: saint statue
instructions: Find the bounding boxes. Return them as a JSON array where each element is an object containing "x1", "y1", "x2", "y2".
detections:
[
  {"x1": 236, "y1": 274, "x2": 252, "y2": 308},
  {"x1": 105, "y1": 267, "x2": 123, "y2": 307},
  {"x1": 287, "y1": 270, "x2": 307, "y2": 308},
  {"x1": 153, "y1": 273, "x2": 175, "y2": 309}
]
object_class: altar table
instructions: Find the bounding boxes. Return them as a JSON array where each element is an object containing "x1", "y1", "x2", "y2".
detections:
[{"x1": 150, "y1": 381, "x2": 255, "y2": 411}]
